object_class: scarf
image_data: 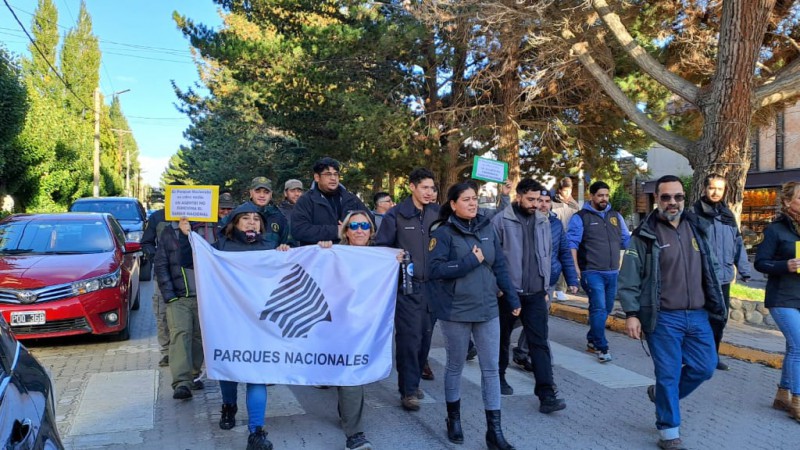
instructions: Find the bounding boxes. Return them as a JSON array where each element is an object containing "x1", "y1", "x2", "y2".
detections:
[
  {"x1": 699, "y1": 196, "x2": 738, "y2": 228},
  {"x1": 781, "y1": 206, "x2": 800, "y2": 236}
]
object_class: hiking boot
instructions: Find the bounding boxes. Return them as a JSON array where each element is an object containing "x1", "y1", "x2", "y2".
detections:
[
  {"x1": 401, "y1": 395, "x2": 420, "y2": 411},
  {"x1": 246, "y1": 427, "x2": 273, "y2": 450},
  {"x1": 647, "y1": 385, "x2": 656, "y2": 403},
  {"x1": 191, "y1": 379, "x2": 204, "y2": 390},
  {"x1": 158, "y1": 355, "x2": 169, "y2": 367},
  {"x1": 500, "y1": 376, "x2": 514, "y2": 396},
  {"x1": 345, "y1": 432, "x2": 373, "y2": 450},
  {"x1": 466, "y1": 346, "x2": 478, "y2": 361},
  {"x1": 538, "y1": 393, "x2": 566, "y2": 414},
  {"x1": 773, "y1": 386, "x2": 792, "y2": 412},
  {"x1": 173, "y1": 385, "x2": 192, "y2": 400},
  {"x1": 219, "y1": 403, "x2": 237, "y2": 430},
  {"x1": 596, "y1": 350, "x2": 612, "y2": 363},
  {"x1": 422, "y1": 362, "x2": 435, "y2": 380},
  {"x1": 415, "y1": 388, "x2": 425, "y2": 399},
  {"x1": 657, "y1": 438, "x2": 687, "y2": 450}
]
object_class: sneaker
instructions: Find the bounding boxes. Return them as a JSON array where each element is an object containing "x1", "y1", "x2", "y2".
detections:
[
  {"x1": 500, "y1": 376, "x2": 514, "y2": 395},
  {"x1": 555, "y1": 290, "x2": 568, "y2": 301},
  {"x1": 538, "y1": 394, "x2": 567, "y2": 414},
  {"x1": 191, "y1": 380, "x2": 204, "y2": 390},
  {"x1": 596, "y1": 351, "x2": 612, "y2": 363},
  {"x1": 657, "y1": 438, "x2": 687, "y2": 450},
  {"x1": 345, "y1": 432, "x2": 373, "y2": 450},
  {"x1": 586, "y1": 342, "x2": 596, "y2": 353},
  {"x1": 466, "y1": 346, "x2": 478, "y2": 361},
  {"x1": 415, "y1": 388, "x2": 425, "y2": 399},
  {"x1": 219, "y1": 403, "x2": 237, "y2": 430},
  {"x1": 647, "y1": 385, "x2": 656, "y2": 403},
  {"x1": 401, "y1": 395, "x2": 420, "y2": 411},
  {"x1": 158, "y1": 355, "x2": 169, "y2": 367},
  {"x1": 513, "y1": 356, "x2": 534, "y2": 372},
  {"x1": 716, "y1": 361, "x2": 730, "y2": 371},
  {"x1": 173, "y1": 385, "x2": 192, "y2": 400},
  {"x1": 421, "y1": 363, "x2": 435, "y2": 380},
  {"x1": 246, "y1": 427, "x2": 273, "y2": 450}
]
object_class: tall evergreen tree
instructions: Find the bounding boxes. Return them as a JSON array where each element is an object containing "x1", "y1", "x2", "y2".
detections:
[
  {"x1": 22, "y1": 0, "x2": 60, "y2": 100},
  {"x1": 60, "y1": 0, "x2": 100, "y2": 116}
]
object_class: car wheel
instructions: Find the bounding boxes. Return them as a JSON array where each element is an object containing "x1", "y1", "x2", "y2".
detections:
[
  {"x1": 109, "y1": 312, "x2": 130, "y2": 342},
  {"x1": 139, "y1": 258, "x2": 152, "y2": 281},
  {"x1": 131, "y1": 285, "x2": 141, "y2": 311}
]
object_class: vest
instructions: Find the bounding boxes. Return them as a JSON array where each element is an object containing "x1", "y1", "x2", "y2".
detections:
[{"x1": 576, "y1": 208, "x2": 622, "y2": 271}]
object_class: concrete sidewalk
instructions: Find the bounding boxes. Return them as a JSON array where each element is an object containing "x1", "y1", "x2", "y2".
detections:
[{"x1": 550, "y1": 293, "x2": 786, "y2": 369}]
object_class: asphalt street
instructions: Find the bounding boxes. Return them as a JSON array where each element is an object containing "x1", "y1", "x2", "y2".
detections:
[{"x1": 23, "y1": 279, "x2": 799, "y2": 450}]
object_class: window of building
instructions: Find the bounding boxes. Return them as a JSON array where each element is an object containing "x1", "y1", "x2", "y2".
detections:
[{"x1": 776, "y1": 110, "x2": 785, "y2": 170}]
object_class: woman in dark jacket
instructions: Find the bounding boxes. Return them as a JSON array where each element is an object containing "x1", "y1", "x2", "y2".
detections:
[
  {"x1": 208, "y1": 202, "x2": 287, "y2": 450},
  {"x1": 755, "y1": 181, "x2": 800, "y2": 423},
  {"x1": 428, "y1": 181, "x2": 520, "y2": 450}
]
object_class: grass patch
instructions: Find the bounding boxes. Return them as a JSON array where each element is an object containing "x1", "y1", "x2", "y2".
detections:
[{"x1": 730, "y1": 283, "x2": 765, "y2": 302}]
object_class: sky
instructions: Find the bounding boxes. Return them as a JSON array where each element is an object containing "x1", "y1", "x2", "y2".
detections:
[{"x1": 0, "y1": 0, "x2": 224, "y2": 187}]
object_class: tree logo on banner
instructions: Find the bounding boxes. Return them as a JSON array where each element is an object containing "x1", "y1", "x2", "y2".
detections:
[{"x1": 259, "y1": 264, "x2": 332, "y2": 338}]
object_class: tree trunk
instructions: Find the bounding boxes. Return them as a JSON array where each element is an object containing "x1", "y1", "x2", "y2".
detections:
[
  {"x1": 496, "y1": 20, "x2": 522, "y2": 194},
  {"x1": 687, "y1": 0, "x2": 775, "y2": 216}
]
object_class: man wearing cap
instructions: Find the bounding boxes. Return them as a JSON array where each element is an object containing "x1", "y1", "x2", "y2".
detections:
[
  {"x1": 291, "y1": 157, "x2": 371, "y2": 246},
  {"x1": 243, "y1": 176, "x2": 290, "y2": 248},
  {"x1": 279, "y1": 179, "x2": 304, "y2": 220}
]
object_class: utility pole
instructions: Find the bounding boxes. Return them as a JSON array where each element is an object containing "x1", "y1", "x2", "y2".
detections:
[{"x1": 93, "y1": 88, "x2": 100, "y2": 197}]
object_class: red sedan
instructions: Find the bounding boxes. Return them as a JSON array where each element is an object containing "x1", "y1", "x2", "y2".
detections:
[{"x1": 0, "y1": 213, "x2": 141, "y2": 340}]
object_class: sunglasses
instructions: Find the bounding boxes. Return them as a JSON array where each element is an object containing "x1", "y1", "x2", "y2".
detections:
[
  {"x1": 659, "y1": 194, "x2": 686, "y2": 202},
  {"x1": 348, "y1": 221, "x2": 371, "y2": 231}
]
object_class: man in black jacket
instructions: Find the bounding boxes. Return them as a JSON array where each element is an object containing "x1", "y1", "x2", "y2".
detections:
[
  {"x1": 291, "y1": 157, "x2": 371, "y2": 246},
  {"x1": 374, "y1": 168, "x2": 439, "y2": 411}
]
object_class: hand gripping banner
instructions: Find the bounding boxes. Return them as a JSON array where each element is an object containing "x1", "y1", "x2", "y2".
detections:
[{"x1": 189, "y1": 233, "x2": 399, "y2": 386}]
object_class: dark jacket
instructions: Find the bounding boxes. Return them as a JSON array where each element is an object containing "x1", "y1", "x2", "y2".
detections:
[
  {"x1": 549, "y1": 212, "x2": 579, "y2": 287},
  {"x1": 141, "y1": 209, "x2": 166, "y2": 260},
  {"x1": 617, "y1": 210, "x2": 726, "y2": 333},
  {"x1": 291, "y1": 184, "x2": 370, "y2": 246},
  {"x1": 428, "y1": 213, "x2": 520, "y2": 322},
  {"x1": 490, "y1": 204, "x2": 551, "y2": 294},
  {"x1": 214, "y1": 203, "x2": 282, "y2": 252},
  {"x1": 754, "y1": 214, "x2": 800, "y2": 309},
  {"x1": 374, "y1": 198, "x2": 440, "y2": 282},
  {"x1": 155, "y1": 222, "x2": 196, "y2": 302},
  {"x1": 692, "y1": 198, "x2": 751, "y2": 284}
]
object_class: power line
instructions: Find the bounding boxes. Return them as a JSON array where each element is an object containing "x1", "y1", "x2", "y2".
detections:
[{"x1": 2, "y1": 0, "x2": 94, "y2": 113}]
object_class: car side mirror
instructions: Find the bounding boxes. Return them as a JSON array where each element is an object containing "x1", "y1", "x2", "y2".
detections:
[{"x1": 124, "y1": 242, "x2": 142, "y2": 253}]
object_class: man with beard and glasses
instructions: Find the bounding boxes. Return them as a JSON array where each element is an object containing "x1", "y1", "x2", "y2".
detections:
[
  {"x1": 567, "y1": 180, "x2": 630, "y2": 362},
  {"x1": 617, "y1": 175, "x2": 725, "y2": 450},
  {"x1": 691, "y1": 174, "x2": 751, "y2": 371}
]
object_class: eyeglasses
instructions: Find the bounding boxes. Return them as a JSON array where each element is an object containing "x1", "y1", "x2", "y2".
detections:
[
  {"x1": 319, "y1": 171, "x2": 340, "y2": 178},
  {"x1": 378, "y1": 199, "x2": 393, "y2": 204},
  {"x1": 659, "y1": 194, "x2": 686, "y2": 202},
  {"x1": 348, "y1": 222, "x2": 371, "y2": 231}
]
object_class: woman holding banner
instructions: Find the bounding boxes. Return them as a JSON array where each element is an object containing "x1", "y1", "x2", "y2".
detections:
[
  {"x1": 428, "y1": 181, "x2": 520, "y2": 450},
  {"x1": 755, "y1": 181, "x2": 800, "y2": 423},
  {"x1": 316, "y1": 210, "x2": 403, "y2": 450},
  {"x1": 207, "y1": 202, "x2": 287, "y2": 450}
]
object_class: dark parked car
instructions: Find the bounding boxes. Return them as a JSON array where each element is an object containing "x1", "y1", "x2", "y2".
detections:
[
  {"x1": 0, "y1": 315, "x2": 64, "y2": 449},
  {"x1": 0, "y1": 213, "x2": 140, "y2": 340},
  {"x1": 68, "y1": 197, "x2": 152, "y2": 280}
]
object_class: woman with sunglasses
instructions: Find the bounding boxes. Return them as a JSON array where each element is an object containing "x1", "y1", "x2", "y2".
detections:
[
  {"x1": 317, "y1": 210, "x2": 404, "y2": 450},
  {"x1": 755, "y1": 181, "x2": 800, "y2": 422},
  {"x1": 428, "y1": 182, "x2": 520, "y2": 450}
]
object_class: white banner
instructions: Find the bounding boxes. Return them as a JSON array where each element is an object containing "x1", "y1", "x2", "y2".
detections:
[{"x1": 189, "y1": 233, "x2": 399, "y2": 386}]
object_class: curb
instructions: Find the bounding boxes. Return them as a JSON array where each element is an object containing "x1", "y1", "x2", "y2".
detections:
[{"x1": 549, "y1": 302, "x2": 784, "y2": 369}]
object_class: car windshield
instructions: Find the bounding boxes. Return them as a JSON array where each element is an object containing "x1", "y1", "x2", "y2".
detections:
[
  {"x1": 71, "y1": 201, "x2": 140, "y2": 221},
  {"x1": 0, "y1": 220, "x2": 114, "y2": 254}
]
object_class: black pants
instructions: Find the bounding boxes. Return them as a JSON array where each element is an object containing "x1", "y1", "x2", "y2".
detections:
[
  {"x1": 395, "y1": 288, "x2": 432, "y2": 397},
  {"x1": 709, "y1": 283, "x2": 731, "y2": 353},
  {"x1": 499, "y1": 291, "x2": 555, "y2": 398}
]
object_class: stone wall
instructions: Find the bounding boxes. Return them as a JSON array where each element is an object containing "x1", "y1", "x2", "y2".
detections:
[{"x1": 729, "y1": 297, "x2": 775, "y2": 328}]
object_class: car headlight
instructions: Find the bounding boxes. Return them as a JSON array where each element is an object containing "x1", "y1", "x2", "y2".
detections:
[
  {"x1": 126, "y1": 231, "x2": 144, "y2": 242},
  {"x1": 72, "y1": 267, "x2": 122, "y2": 295}
]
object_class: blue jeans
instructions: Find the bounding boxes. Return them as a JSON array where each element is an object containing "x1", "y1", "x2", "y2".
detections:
[
  {"x1": 220, "y1": 381, "x2": 268, "y2": 432},
  {"x1": 769, "y1": 307, "x2": 800, "y2": 395},
  {"x1": 581, "y1": 271, "x2": 618, "y2": 352},
  {"x1": 646, "y1": 310, "x2": 716, "y2": 440}
]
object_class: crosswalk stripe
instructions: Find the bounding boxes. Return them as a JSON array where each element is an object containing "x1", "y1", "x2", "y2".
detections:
[{"x1": 550, "y1": 342, "x2": 654, "y2": 388}]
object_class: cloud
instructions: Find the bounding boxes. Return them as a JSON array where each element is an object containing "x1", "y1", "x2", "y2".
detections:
[{"x1": 139, "y1": 155, "x2": 170, "y2": 187}]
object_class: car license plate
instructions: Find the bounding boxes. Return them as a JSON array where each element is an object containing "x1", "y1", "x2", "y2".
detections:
[{"x1": 10, "y1": 311, "x2": 46, "y2": 326}]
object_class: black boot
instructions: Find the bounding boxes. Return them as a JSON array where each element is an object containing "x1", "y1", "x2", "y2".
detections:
[
  {"x1": 219, "y1": 403, "x2": 237, "y2": 430},
  {"x1": 485, "y1": 410, "x2": 515, "y2": 450},
  {"x1": 446, "y1": 400, "x2": 464, "y2": 444}
]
